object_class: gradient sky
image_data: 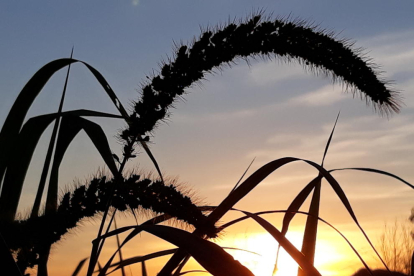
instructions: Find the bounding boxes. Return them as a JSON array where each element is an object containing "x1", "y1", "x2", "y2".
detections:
[{"x1": 1, "y1": 1, "x2": 414, "y2": 276}]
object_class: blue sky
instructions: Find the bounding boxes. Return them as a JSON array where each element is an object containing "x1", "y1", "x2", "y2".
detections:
[{"x1": 1, "y1": 1, "x2": 414, "y2": 276}]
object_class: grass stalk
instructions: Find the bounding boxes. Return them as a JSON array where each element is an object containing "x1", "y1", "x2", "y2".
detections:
[
  {"x1": 297, "y1": 178, "x2": 321, "y2": 276},
  {"x1": 87, "y1": 141, "x2": 131, "y2": 276},
  {"x1": 36, "y1": 48, "x2": 74, "y2": 276}
]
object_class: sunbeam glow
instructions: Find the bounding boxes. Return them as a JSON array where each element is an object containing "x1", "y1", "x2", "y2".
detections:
[{"x1": 221, "y1": 231, "x2": 345, "y2": 276}]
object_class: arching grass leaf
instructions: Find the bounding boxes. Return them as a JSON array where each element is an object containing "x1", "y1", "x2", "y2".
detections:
[
  {"x1": 96, "y1": 225, "x2": 255, "y2": 276},
  {"x1": 331, "y1": 168, "x2": 414, "y2": 189},
  {"x1": 140, "y1": 140, "x2": 164, "y2": 183},
  {"x1": 236, "y1": 210, "x2": 321, "y2": 276},
  {"x1": 0, "y1": 113, "x2": 57, "y2": 220},
  {"x1": 46, "y1": 116, "x2": 118, "y2": 212},
  {"x1": 281, "y1": 176, "x2": 320, "y2": 236},
  {"x1": 108, "y1": 247, "x2": 259, "y2": 274},
  {"x1": 220, "y1": 209, "x2": 371, "y2": 272},
  {"x1": 0, "y1": 58, "x2": 128, "y2": 192},
  {"x1": 159, "y1": 157, "x2": 392, "y2": 275},
  {"x1": 0, "y1": 111, "x2": 120, "y2": 220},
  {"x1": 298, "y1": 113, "x2": 339, "y2": 275},
  {"x1": 108, "y1": 249, "x2": 178, "y2": 273}
]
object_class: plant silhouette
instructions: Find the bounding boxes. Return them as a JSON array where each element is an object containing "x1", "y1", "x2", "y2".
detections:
[{"x1": 1, "y1": 13, "x2": 411, "y2": 276}]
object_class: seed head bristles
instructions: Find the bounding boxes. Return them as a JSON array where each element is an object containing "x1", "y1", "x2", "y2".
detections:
[
  {"x1": 2, "y1": 174, "x2": 216, "y2": 271},
  {"x1": 120, "y1": 13, "x2": 400, "y2": 145}
]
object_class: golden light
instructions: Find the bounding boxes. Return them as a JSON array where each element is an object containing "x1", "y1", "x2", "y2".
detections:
[{"x1": 219, "y1": 231, "x2": 346, "y2": 276}]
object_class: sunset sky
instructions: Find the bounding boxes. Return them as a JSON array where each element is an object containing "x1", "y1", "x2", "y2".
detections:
[{"x1": 1, "y1": 1, "x2": 414, "y2": 276}]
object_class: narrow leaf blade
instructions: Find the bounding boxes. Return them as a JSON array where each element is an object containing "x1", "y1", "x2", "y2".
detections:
[
  {"x1": 71, "y1": 257, "x2": 89, "y2": 276},
  {"x1": 237, "y1": 210, "x2": 321, "y2": 276}
]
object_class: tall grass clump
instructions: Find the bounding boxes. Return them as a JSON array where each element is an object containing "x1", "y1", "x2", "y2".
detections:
[{"x1": 0, "y1": 13, "x2": 412, "y2": 276}]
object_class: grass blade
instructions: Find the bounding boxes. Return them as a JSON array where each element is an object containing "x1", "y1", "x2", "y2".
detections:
[
  {"x1": 39, "y1": 48, "x2": 74, "y2": 216},
  {"x1": 321, "y1": 112, "x2": 340, "y2": 167},
  {"x1": 237, "y1": 210, "x2": 321, "y2": 276},
  {"x1": 159, "y1": 156, "x2": 393, "y2": 275},
  {"x1": 0, "y1": 58, "x2": 127, "y2": 222},
  {"x1": 109, "y1": 247, "x2": 258, "y2": 275},
  {"x1": 173, "y1": 255, "x2": 191, "y2": 276},
  {"x1": 142, "y1": 260, "x2": 148, "y2": 276},
  {"x1": 0, "y1": 109, "x2": 121, "y2": 219},
  {"x1": 141, "y1": 225, "x2": 255, "y2": 276},
  {"x1": 61, "y1": 116, "x2": 118, "y2": 175},
  {"x1": 298, "y1": 177, "x2": 321, "y2": 276},
  {"x1": 230, "y1": 158, "x2": 255, "y2": 195},
  {"x1": 309, "y1": 167, "x2": 392, "y2": 272},
  {"x1": 207, "y1": 157, "x2": 333, "y2": 223},
  {"x1": 297, "y1": 113, "x2": 338, "y2": 276},
  {"x1": 46, "y1": 116, "x2": 120, "y2": 274},
  {"x1": 98, "y1": 225, "x2": 255, "y2": 276},
  {"x1": 58, "y1": 109, "x2": 124, "y2": 119},
  {"x1": 331, "y1": 168, "x2": 414, "y2": 189},
  {"x1": 272, "y1": 176, "x2": 320, "y2": 274},
  {"x1": 140, "y1": 140, "x2": 164, "y2": 183},
  {"x1": 0, "y1": 59, "x2": 76, "y2": 189},
  {"x1": 1, "y1": 114, "x2": 57, "y2": 220},
  {"x1": 281, "y1": 176, "x2": 320, "y2": 235},
  {"x1": 158, "y1": 157, "x2": 322, "y2": 276},
  {"x1": 113, "y1": 219, "x2": 126, "y2": 276},
  {"x1": 108, "y1": 249, "x2": 178, "y2": 272},
  {"x1": 80, "y1": 62, "x2": 129, "y2": 118},
  {"x1": 37, "y1": 48, "x2": 74, "y2": 276},
  {"x1": 33, "y1": 110, "x2": 121, "y2": 217},
  {"x1": 0, "y1": 58, "x2": 128, "y2": 193},
  {"x1": 71, "y1": 257, "x2": 88, "y2": 276},
  {"x1": 220, "y1": 209, "x2": 372, "y2": 272},
  {"x1": 114, "y1": 248, "x2": 256, "y2": 276},
  {"x1": 46, "y1": 116, "x2": 118, "y2": 214}
]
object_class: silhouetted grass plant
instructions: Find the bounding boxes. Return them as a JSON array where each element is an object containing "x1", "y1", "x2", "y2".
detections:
[{"x1": 0, "y1": 13, "x2": 412, "y2": 276}]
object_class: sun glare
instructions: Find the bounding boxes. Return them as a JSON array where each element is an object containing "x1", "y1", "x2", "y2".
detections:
[{"x1": 220, "y1": 231, "x2": 345, "y2": 276}]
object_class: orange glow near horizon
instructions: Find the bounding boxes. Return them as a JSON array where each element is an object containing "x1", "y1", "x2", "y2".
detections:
[{"x1": 218, "y1": 231, "x2": 348, "y2": 276}]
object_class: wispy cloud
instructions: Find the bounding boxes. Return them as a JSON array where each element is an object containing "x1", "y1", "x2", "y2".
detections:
[
  {"x1": 358, "y1": 30, "x2": 414, "y2": 77},
  {"x1": 245, "y1": 111, "x2": 414, "y2": 170},
  {"x1": 287, "y1": 85, "x2": 346, "y2": 107},
  {"x1": 132, "y1": 0, "x2": 139, "y2": 6},
  {"x1": 249, "y1": 59, "x2": 307, "y2": 87},
  {"x1": 172, "y1": 107, "x2": 258, "y2": 124}
]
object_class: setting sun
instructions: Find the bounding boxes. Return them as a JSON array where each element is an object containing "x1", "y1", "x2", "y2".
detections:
[{"x1": 219, "y1": 231, "x2": 346, "y2": 276}]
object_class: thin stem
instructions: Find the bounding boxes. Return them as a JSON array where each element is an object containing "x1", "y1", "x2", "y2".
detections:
[
  {"x1": 87, "y1": 140, "x2": 134, "y2": 276},
  {"x1": 31, "y1": 47, "x2": 74, "y2": 218},
  {"x1": 36, "y1": 47, "x2": 74, "y2": 276}
]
